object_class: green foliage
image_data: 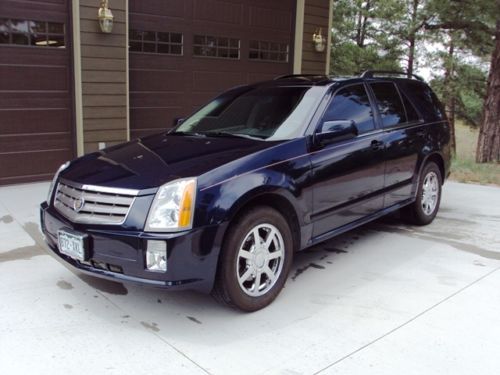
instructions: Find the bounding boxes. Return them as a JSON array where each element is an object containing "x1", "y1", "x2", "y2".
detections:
[
  {"x1": 431, "y1": 63, "x2": 487, "y2": 127},
  {"x1": 330, "y1": 41, "x2": 401, "y2": 76},
  {"x1": 330, "y1": 0, "x2": 496, "y2": 131},
  {"x1": 330, "y1": 0, "x2": 405, "y2": 75}
]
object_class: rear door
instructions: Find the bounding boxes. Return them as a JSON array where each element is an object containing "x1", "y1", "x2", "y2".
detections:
[
  {"x1": 310, "y1": 83, "x2": 385, "y2": 239},
  {"x1": 368, "y1": 81, "x2": 425, "y2": 208}
]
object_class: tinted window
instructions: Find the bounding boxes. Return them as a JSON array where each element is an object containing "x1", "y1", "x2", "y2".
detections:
[
  {"x1": 401, "y1": 81, "x2": 445, "y2": 122},
  {"x1": 323, "y1": 84, "x2": 375, "y2": 134},
  {"x1": 401, "y1": 91, "x2": 421, "y2": 122},
  {"x1": 175, "y1": 86, "x2": 316, "y2": 139},
  {"x1": 370, "y1": 82, "x2": 407, "y2": 127}
]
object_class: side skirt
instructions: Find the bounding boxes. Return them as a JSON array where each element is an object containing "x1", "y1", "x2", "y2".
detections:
[{"x1": 305, "y1": 197, "x2": 415, "y2": 249}]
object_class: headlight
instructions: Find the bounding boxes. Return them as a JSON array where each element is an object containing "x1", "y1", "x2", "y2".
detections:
[
  {"x1": 145, "y1": 178, "x2": 197, "y2": 232},
  {"x1": 47, "y1": 161, "x2": 70, "y2": 204}
]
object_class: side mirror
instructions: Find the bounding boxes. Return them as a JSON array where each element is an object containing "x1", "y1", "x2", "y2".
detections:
[
  {"x1": 173, "y1": 117, "x2": 185, "y2": 127},
  {"x1": 315, "y1": 120, "x2": 358, "y2": 145}
]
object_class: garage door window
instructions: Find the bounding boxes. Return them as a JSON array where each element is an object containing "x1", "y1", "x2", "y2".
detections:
[
  {"x1": 193, "y1": 35, "x2": 240, "y2": 59},
  {"x1": 0, "y1": 19, "x2": 64, "y2": 47},
  {"x1": 129, "y1": 29, "x2": 183, "y2": 55},
  {"x1": 249, "y1": 40, "x2": 288, "y2": 62}
]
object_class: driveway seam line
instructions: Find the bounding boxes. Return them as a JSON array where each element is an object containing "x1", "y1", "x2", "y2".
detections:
[
  {"x1": 313, "y1": 264, "x2": 500, "y2": 374},
  {"x1": 146, "y1": 331, "x2": 213, "y2": 375}
]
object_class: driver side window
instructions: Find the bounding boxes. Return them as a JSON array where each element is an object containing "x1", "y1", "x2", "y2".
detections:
[{"x1": 323, "y1": 84, "x2": 375, "y2": 134}]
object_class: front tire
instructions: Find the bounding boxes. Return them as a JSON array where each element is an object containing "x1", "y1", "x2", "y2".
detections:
[
  {"x1": 404, "y1": 161, "x2": 442, "y2": 225},
  {"x1": 212, "y1": 206, "x2": 293, "y2": 312}
]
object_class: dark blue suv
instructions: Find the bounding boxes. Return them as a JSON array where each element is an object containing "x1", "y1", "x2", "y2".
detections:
[{"x1": 40, "y1": 72, "x2": 451, "y2": 311}]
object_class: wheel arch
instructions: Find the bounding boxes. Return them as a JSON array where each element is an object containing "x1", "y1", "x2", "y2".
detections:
[
  {"x1": 226, "y1": 190, "x2": 302, "y2": 253},
  {"x1": 421, "y1": 152, "x2": 446, "y2": 184}
]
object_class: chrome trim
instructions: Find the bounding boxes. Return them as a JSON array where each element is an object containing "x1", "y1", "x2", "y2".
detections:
[
  {"x1": 54, "y1": 179, "x2": 136, "y2": 225},
  {"x1": 59, "y1": 178, "x2": 140, "y2": 196}
]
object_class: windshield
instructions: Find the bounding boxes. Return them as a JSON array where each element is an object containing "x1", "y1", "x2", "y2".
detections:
[{"x1": 173, "y1": 85, "x2": 324, "y2": 140}]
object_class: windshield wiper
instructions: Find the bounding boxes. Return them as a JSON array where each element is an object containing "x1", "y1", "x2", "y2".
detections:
[
  {"x1": 202, "y1": 131, "x2": 265, "y2": 140},
  {"x1": 169, "y1": 131, "x2": 206, "y2": 137}
]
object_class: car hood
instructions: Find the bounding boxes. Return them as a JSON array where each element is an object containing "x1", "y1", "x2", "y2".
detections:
[{"x1": 61, "y1": 133, "x2": 278, "y2": 192}]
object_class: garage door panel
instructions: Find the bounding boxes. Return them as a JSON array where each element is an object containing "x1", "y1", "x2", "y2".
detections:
[
  {"x1": 247, "y1": 72, "x2": 284, "y2": 83},
  {"x1": 193, "y1": 0, "x2": 243, "y2": 25},
  {"x1": 130, "y1": 17, "x2": 188, "y2": 33},
  {"x1": 131, "y1": 107, "x2": 184, "y2": 128},
  {"x1": 0, "y1": 65, "x2": 68, "y2": 91},
  {"x1": 248, "y1": 6, "x2": 293, "y2": 32},
  {"x1": 0, "y1": 133, "x2": 72, "y2": 153},
  {"x1": 130, "y1": 0, "x2": 294, "y2": 138},
  {"x1": 248, "y1": 61, "x2": 290, "y2": 78},
  {"x1": 0, "y1": 149, "x2": 73, "y2": 185},
  {"x1": 190, "y1": 59, "x2": 266, "y2": 74},
  {"x1": 0, "y1": 109, "x2": 70, "y2": 135},
  {"x1": 131, "y1": 92, "x2": 185, "y2": 107},
  {"x1": 129, "y1": 0, "x2": 185, "y2": 19},
  {"x1": 0, "y1": 0, "x2": 73, "y2": 185},
  {"x1": 0, "y1": 1, "x2": 67, "y2": 22},
  {"x1": 0, "y1": 92, "x2": 70, "y2": 109},
  {"x1": 192, "y1": 71, "x2": 245, "y2": 92},
  {"x1": 246, "y1": 0, "x2": 296, "y2": 10},
  {"x1": 130, "y1": 70, "x2": 185, "y2": 92},
  {"x1": 129, "y1": 54, "x2": 185, "y2": 71},
  {"x1": 0, "y1": 46, "x2": 68, "y2": 65}
]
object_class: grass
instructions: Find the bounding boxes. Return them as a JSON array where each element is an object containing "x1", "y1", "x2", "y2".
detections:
[{"x1": 450, "y1": 121, "x2": 500, "y2": 186}]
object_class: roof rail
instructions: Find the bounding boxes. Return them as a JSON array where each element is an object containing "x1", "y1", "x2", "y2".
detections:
[
  {"x1": 274, "y1": 74, "x2": 327, "y2": 81},
  {"x1": 360, "y1": 70, "x2": 424, "y2": 81}
]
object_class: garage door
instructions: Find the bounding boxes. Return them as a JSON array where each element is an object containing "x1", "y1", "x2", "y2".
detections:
[
  {"x1": 0, "y1": 0, "x2": 74, "y2": 185},
  {"x1": 129, "y1": 0, "x2": 295, "y2": 139}
]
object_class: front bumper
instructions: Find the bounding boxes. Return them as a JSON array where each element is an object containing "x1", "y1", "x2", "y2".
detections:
[{"x1": 40, "y1": 202, "x2": 226, "y2": 293}]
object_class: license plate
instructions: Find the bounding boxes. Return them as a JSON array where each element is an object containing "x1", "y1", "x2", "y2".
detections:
[{"x1": 58, "y1": 229, "x2": 87, "y2": 261}]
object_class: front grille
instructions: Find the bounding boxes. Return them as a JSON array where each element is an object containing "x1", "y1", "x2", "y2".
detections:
[{"x1": 54, "y1": 179, "x2": 138, "y2": 225}]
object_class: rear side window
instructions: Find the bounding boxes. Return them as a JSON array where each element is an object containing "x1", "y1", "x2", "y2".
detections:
[
  {"x1": 400, "y1": 91, "x2": 421, "y2": 123},
  {"x1": 323, "y1": 84, "x2": 375, "y2": 134},
  {"x1": 400, "y1": 81, "x2": 445, "y2": 122},
  {"x1": 370, "y1": 82, "x2": 407, "y2": 128}
]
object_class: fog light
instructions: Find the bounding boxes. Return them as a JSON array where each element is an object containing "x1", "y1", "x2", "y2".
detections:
[{"x1": 146, "y1": 240, "x2": 167, "y2": 272}]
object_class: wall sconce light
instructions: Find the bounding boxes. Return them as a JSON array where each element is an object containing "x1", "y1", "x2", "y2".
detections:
[
  {"x1": 98, "y1": 0, "x2": 114, "y2": 33},
  {"x1": 312, "y1": 28, "x2": 326, "y2": 53}
]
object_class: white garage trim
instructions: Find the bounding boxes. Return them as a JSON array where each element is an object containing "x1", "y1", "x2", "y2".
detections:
[
  {"x1": 72, "y1": 0, "x2": 84, "y2": 156},
  {"x1": 293, "y1": 0, "x2": 305, "y2": 74}
]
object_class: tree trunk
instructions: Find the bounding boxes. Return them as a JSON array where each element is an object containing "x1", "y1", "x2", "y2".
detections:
[
  {"x1": 443, "y1": 35, "x2": 457, "y2": 155},
  {"x1": 407, "y1": 0, "x2": 419, "y2": 76},
  {"x1": 356, "y1": 8, "x2": 363, "y2": 47},
  {"x1": 359, "y1": 0, "x2": 371, "y2": 48},
  {"x1": 476, "y1": 18, "x2": 500, "y2": 163}
]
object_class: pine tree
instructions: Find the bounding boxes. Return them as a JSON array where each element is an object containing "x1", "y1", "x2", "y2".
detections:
[{"x1": 476, "y1": 14, "x2": 500, "y2": 163}]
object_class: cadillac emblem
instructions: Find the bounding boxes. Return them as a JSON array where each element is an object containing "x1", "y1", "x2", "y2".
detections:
[{"x1": 73, "y1": 197, "x2": 85, "y2": 212}]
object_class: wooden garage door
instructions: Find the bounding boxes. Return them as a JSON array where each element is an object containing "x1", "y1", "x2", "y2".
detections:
[
  {"x1": 129, "y1": 0, "x2": 295, "y2": 139},
  {"x1": 0, "y1": 0, "x2": 74, "y2": 185}
]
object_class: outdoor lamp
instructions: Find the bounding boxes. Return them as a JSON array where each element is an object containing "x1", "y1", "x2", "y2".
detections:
[
  {"x1": 98, "y1": 0, "x2": 114, "y2": 33},
  {"x1": 312, "y1": 28, "x2": 326, "y2": 52}
]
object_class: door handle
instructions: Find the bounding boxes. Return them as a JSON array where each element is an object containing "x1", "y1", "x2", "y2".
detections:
[{"x1": 371, "y1": 139, "x2": 384, "y2": 151}]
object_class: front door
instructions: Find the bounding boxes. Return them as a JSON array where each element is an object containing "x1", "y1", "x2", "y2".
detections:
[{"x1": 310, "y1": 83, "x2": 385, "y2": 239}]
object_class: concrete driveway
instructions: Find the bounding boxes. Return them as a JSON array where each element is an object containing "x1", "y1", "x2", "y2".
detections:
[{"x1": 0, "y1": 181, "x2": 499, "y2": 375}]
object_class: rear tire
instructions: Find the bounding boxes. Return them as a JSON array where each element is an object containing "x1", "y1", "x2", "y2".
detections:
[
  {"x1": 404, "y1": 162, "x2": 442, "y2": 225},
  {"x1": 212, "y1": 206, "x2": 293, "y2": 312}
]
